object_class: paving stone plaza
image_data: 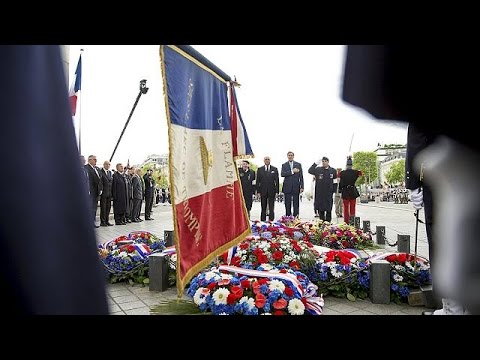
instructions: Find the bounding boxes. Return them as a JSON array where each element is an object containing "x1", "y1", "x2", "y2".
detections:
[{"x1": 97, "y1": 199, "x2": 431, "y2": 315}]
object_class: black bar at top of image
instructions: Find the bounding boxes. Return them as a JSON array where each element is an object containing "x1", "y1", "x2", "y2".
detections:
[{"x1": 176, "y1": 45, "x2": 231, "y2": 82}]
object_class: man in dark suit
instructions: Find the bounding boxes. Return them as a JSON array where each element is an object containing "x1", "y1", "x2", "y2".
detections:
[
  {"x1": 256, "y1": 156, "x2": 279, "y2": 221},
  {"x1": 281, "y1": 151, "x2": 304, "y2": 218},
  {"x1": 85, "y1": 155, "x2": 103, "y2": 227},
  {"x1": 143, "y1": 169, "x2": 155, "y2": 220},
  {"x1": 238, "y1": 160, "x2": 256, "y2": 218},
  {"x1": 112, "y1": 163, "x2": 127, "y2": 225},
  {"x1": 131, "y1": 167, "x2": 144, "y2": 222},
  {"x1": 99, "y1": 160, "x2": 113, "y2": 226}
]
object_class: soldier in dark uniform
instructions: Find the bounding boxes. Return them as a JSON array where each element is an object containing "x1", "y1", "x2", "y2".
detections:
[
  {"x1": 309, "y1": 156, "x2": 337, "y2": 222},
  {"x1": 238, "y1": 160, "x2": 256, "y2": 218},
  {"x1": 339, "y1": 157, "x2": 361, "y2": 222}
]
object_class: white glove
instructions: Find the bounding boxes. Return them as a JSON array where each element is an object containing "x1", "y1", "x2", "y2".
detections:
[
  {"x1": 410, "y1": 188, "x2": 423, "y2": 210},
  {"x1": 315, "y1": 158, "x2": 322, "y2": 165}
]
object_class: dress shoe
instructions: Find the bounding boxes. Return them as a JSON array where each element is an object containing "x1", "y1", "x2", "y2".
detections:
[
  {"x1": 115, "y1": 222, "x2": 122, "y2": 225},
  {"x1": 132, "y1": 219, "x2": 140, "y2": 223},
  {"x1": 94, "y1": 225, "x2": 100, "y2": 228},
  {"x1": 145, "y1": 217, "x2": 154, "y2": 220},
  {"x1": 126, "y1": 219, "x2": 132, "y2": 223},
  {"x1": 422, "y1": 310, "x2": 435, "y2": 315},
  {"x1": 107, "y1": 223, "x2": 114, "y2": 226},
  {"x1": 100, "y1": 223, "x2": 108, "y2": 227},
  {"x1": 136, "y1": 218, "x2": 143, "y2": 222}
]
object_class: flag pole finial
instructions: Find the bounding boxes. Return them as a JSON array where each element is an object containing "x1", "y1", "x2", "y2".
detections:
[{"x1": 231, "y1": 76, "x2": 241, "y2": 87}]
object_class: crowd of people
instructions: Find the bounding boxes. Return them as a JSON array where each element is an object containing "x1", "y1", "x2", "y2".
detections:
[
  {"x1": 238, "y1": 152, "x2": 363, "y2": 223},
  {"x1": 81, "y1": 155, "x2": 170, "y2": 227}
]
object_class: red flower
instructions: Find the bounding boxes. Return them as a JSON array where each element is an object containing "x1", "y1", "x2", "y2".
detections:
[
  {"x1": 257, "y1": 253, "x2": 269, "y2": 264},
  {"x1": 218, "y1": 279, "x2": 230, "y2": 286},
  {"x1": 289, "y1": 260, "x2": 300, "y2": 270},
  {"x1": 230, "y1": 257, "x2": 241, "y2": 267},
  {"x1": 273, "y1": 310, "x2": 286, "y2": 315},
  {"x1": 386, "y1": 254, "x2": 397, "y2": 262},
  {"x1": 257, "y1": 278, "x2": 268, "y2": 285},
  {"x1": 227, "y1": 293, "x2": 237, "y2": 305},
  {"x1": 273, "y1": 298, "x2": 287, "y2": 309},
  {"x1": 207, "y1": 282, "x2": 217, "y2": 290},
  {"x1": 240, "y1": 279, "x2": 251, "y2": 289},
  {"x1": 230, "y1": 285, "x2": 243, "y2": 299},
  {"x1": 255, "y1": 293, "x2": 266, "y2": 308},
  {"x1": 272, "y1": 250, "x2": 284, "y2": 261},
  {"x1": 284, "y1": 287, "x2": 294, "y2": 297},
  {"x1": 252, "y1": 281, "x2": 261, "y2": 294}
]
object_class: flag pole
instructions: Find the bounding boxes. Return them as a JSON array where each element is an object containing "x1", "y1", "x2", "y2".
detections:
[{"x1": 78, "y1": 48, "x2": 84, "y2": 154}]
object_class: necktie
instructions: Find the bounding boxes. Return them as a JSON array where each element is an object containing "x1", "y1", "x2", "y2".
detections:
[{"x1": 267, "y1": 166, "x2": 270, "y2": 172}]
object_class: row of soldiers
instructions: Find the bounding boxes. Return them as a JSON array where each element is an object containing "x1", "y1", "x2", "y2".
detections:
[{"x1": 81, "y1": 155, "x2": 156, "y2": 227}]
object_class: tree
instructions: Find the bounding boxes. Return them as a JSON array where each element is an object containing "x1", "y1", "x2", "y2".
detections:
[
  {"x1": 352, "y1": 151, "x2": 378, "y2": 185},
  {"x1": 385, "y1": 159, "x2": 405, "y2": 185}
]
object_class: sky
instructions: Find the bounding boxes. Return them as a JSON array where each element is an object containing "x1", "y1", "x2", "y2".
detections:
[{"x1": 69, "y1": 45, "x2": 407, "y2": 170}]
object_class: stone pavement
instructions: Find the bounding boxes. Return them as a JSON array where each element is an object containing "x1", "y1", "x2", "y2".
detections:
[{"x1": 97, "y1": 200, "x2": 431, "y2": 315}]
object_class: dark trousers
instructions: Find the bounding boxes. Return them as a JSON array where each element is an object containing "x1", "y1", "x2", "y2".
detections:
[
  {"x1": 284, "y1": 192, "x2": 300, "y2": 217},
  {"x1": 90, "y1": 194, "x2": 99, "y2": 223},
  {"x1": 114, "y1": 212, "x2": 125, "y2": 224},
  {"x1": 145, "y1": 192, "x2": 154, "y2": 218},
  {"x1": 133, "y1": 198, "x2": 142, "y2": 219},
  {"x1": 100, "y1": 196, "x2": 112, "y2": 224},
  {"x1": 319, "y1": 210, "x2": 332, "y2": 222},
  {"x1": 260, "y1": 194, "x2": 275, "y2": 221}
]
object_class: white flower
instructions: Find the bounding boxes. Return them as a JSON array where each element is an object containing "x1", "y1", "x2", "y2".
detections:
[
  {"x1": 193, "y1": 287, "x2": 209, "y2": 305},
  {"x1": 212, "y1": 288, "x2": 230, "y2": 305},
  {"x1": 269, "y1": 279, "x2": 286, "y2": 293},
  {"x1": 239, "y1": 296, "x2": 255, "y2": 310},
  {"x1": 393, "y1": 274, "x2": 403, "y2": 282},
  {"x1": 205, "y1": 271, "x2": 218, "y2": 281},
  {"x1": 119, "y1": 252, "x2": 128, "y2": 258},
  {"x1": 220, "y1": 273, "x2": 233, "y2": 280},
  {"x1": 287, "y1": 298, "x2": 305, "y2": 315},
  {"x1": 394, "y1": 265, "x2": 405, "y2": 271},
  {"x1": 331, "y1": 268, "x2": 343, "y2": 278}
]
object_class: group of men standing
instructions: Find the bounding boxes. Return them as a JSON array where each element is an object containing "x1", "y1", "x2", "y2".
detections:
[
  {"x1": 81, "y1": 155, "x2": 157, "y2": 227},
  {"x1": 238, "y1": 151, "x2": 362, "y2": 223}
]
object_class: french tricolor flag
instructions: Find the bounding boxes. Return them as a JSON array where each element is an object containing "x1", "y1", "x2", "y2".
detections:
[
  {"x1": 230, "y1": 84, "x2": 253, "y2": 159},
  {"x1": 161, "y1": 45, "x2": 251, "y2": 295},
  {"x1": 69, "y1": 54, "x2": 82, "y2": 116}
]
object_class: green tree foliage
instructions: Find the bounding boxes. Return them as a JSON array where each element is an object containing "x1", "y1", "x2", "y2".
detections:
[
  {"x1": 385, "y1": 159, "x2": 405, "y2": 185},
  {"x1": 352, "y1": 151, "x2": 378, "y2": 185},
  {"x1": 141, "y1": 165, "x2": 170, "y2": 189}
]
